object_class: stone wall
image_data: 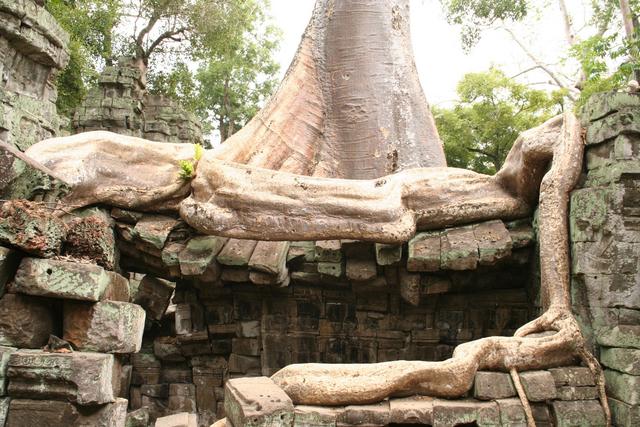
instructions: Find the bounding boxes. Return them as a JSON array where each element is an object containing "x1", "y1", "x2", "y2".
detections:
[
  {"x1": 0, "y1": 0, "x2": 69, "y2": 198},
  {"x1": 73, "y1": 57, "x2": 204, "y2": 146},
  {"x1": 571, "y1": 92, "x2": 640, "y2": 426}
]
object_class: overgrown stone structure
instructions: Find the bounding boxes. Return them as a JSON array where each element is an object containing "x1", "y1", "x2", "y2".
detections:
[
  {"x1": 73, "y1": 57, "x2": 204, "y2": 146},
  {"x1": 0, "y1": 1, "x2": 639, "y2": 426},
  {"x1": 0, "y1": 0, "x2": 69, "y2": 198}
]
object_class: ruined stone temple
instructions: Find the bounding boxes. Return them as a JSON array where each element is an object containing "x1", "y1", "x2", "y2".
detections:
[{"x1": 0, "y1": 1, "x2": 639, "y2": 427}]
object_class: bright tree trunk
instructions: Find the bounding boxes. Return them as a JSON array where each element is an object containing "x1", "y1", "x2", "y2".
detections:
[{"x1": 213, "y1": 0, "x2": 446, "y2": 179}]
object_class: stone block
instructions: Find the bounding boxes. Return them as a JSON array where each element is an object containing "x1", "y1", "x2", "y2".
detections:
[
  {"x1": 315, "y1": 240, "x2": 342, "y2": 262},
  {"x1": 178, "y1": 236, "x2": 225, "y2": 280},
  {"x1": 154, "y1": 336, "x2": 185, "y2": 362},
  {"x1": 473, "y1": 220, "x2": 512, "y2": 265},
  {"x1": 597, "y1": 325, "x2": 640, "y2": 349},
  {"x1": 345, "y1": 258, "x2": 377, "y2": 281},
  {"x1": 441, "y1": 226, "x2": 479, "y2": 270},
  {"x1": 375, "y1": 243, "x2": 402, "y2": 266},
  {"x1": 0, "y1": 397, "x2": 7, "y2": 427},
  {"x1": 294, "y1": 405, "x2": 342, "y2": 427},
  {"x1": 317, "y1": 262, "x2": 344, "y2": 278},
  {"x1": 154, "y1": 412, "x2": 197, "y2": 427},
  {"x1": 0, "y1": 246, "x2": 19, "y2": 297},
  {"x1": 224, "y1": 376, "x2": 294, "y2": 427},
  {"x1": 389, "y1": 396, "x2": 433, "y2": 424},
  {"x1": 432, "y1": 399, "x2": 499, "y2": 426},
  {"x1": 0, "y1": 293, "x2": 55, "y2": 348},
  {"x1": 583, "y1": 91, "x2": 640, "y2": 122},
  {"x1": 249, "y1": 241, "x2": 290, "y2": 276},
  {"x1": 217, "y1": 239, "x2": 257, "y2": 266},
  {"x1": 519, "y1": 370, "x2": 557, "y2": 402},
  {"x1": 5, "y1": 398, "x2": 127, "y2": 427},
  {"x1": 341, "y1": 240, "x2": 375, "y2": 259},
  {"x1": 548, "y1": 367, "x2": 596, "y2": 387},
  {"x1": 63, "y1": 301, "x2": 145, "y2": 353},
  {"x1": 337, "y1": 401, "x2": 390, "y2": 426},
  {"x1": 133, "y1": 275, "x2": 175, "y2": 321},
  {"x1": 228, "y1": 354, "x2": 261, "y2": 374},
  {"x1": 0, "y1": 200, "x2": 66, "y2": 257},
  {"x1": 399, "y1": 270, "x2": 420, "y2": 306},
  {"x1": 473, "y1": 371, "x2": 516, "y2": 400},
  {"x1": 609, "y1": 397, "x2": 640, "y2": 427},
  {"x1": 496, "y1": 398, "x2": 527, "y2": 427},
  {"x1": 232, "y1": 338, "x2": 260, "y2": 356},
  {"x1": 125, "y1": 407, "x2": 150, "y2": 427},
  {"x1": 586, "y1": 110, "x2": 640, "y2": 145},
  {"x1": 600, "y1": 347, "x2": 640, "y2": 375},
  {"x1": 556, "y1": 386, "x2": 598, "y2": 400},
  {"x1": 551, "y1": 400, "x2": 606, "y2": 427},
  {"x1": 133, "y1": 215, "x2": 179, "y2": 252},
  {"x1": 407, "y1": 232, "x2": 441, "y2": 272},
  {"x1": 12, "y1": 258, "x2": 125, "y2": 301},
  {"x1": 168, "y1": 384, "x2": 197, "y2": 413},
  {"x1": 0, "y1": 346, "x2": 16, "y2": 395},
  {"x1": 7, "y1": 350, "x2": 116, "y2": 405},
  {"x1": 64, "y1": 208, "x2": 117, "y2": 270},
  {"x1": 605, "y1": 369, "x2": 640, "y2": 405}
]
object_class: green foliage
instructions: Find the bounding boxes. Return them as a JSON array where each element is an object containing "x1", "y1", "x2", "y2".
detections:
[
  {"x1": 440, "y1": 0, "x2": 529, "y2": 48},
  {"x1": 179, "y1": 160, "x2": 196, "y2": 180},
  {"x1": 194, "y1": 143, "x2": 204, "y2": 161},
  {"x1": 434, "y1": 68, "x2": 562, "y2": 174},
  {"x1": 46, "y1": 0, "x2": 121, "y2": 116}
]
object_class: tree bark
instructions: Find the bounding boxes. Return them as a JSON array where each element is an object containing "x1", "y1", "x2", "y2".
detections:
[{"x1": 212, "y1": 0, "x2": 446, "y2": 179}]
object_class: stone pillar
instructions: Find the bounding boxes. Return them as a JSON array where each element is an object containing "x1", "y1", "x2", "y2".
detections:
[{"x1": 572, "y1": 91, "x2": 640, "y2": 426}]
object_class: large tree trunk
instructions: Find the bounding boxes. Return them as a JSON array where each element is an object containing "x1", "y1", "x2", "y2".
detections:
[{"x1": 212, "y1": 0, "x2": 446, "y2": 178}]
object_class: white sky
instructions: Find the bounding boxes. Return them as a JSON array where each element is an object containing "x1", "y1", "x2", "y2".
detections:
[{"x1": 268, "y1": 0, "x2": 592, "y2": 107}]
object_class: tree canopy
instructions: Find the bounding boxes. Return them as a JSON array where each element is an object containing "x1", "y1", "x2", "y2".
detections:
[{"x1": 434, "y1": 68, "x2": 561, "y2": 174}]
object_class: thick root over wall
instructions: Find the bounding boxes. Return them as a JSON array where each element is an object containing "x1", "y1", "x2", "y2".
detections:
[{"x1": 24, "y1": 114, "x2": 610, "y2": 426}]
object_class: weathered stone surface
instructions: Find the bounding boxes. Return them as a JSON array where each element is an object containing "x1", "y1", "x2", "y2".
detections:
[
  {"x1": 5, "y1": 398, "x2": 127, "y2": 427},
  {"x1": 154, "y1": 336, "x2": 185, "y2": 362},
  {"x1": 337, "y1": 401, "x2": 390, "y2": 426},
  {"x1": 294, "y1": 405, "x2": 342, "y2": 427},
  {"x1": 0, "y1": 397, "x2": 8, "y2": 427},
  {"x1": 600, "y1": 347, "x2": 640, "y2": 375},
  {"x1": 217, "y1": 239, "x2": 257, "y2": 266},
  {"x1": 547, "y1": 367, "x2": 595, "y2": 387},
  {"x1": 133, "y1": 215, "x2": 179, "y2": 252},
  {"x1": 556, "y1": 386, "x2": 598, "y2": 400},
  {"x1": 125, "y1": 407, "x2": 150, "y2": 427},
  {"x1": 389, "y1": 396, "x2": 433, "y2": 424},
  {"x1": 315, "y1": 240, "x2": 342, "y2": 262},
  {"x1": 407, "y1": 232, "x2": 441, "y2": 272},
  {"x1": 0, "y1": 247, "x2": 19, "y2": 297},
  {"x1": 551, "y1": 400, "x2": 606, "y2": 427},
  {"x1": 63, "y1": 301, "x2": 145, "y2": 353},
  {"x1": 345, "y1": 258, "x2": 377, "y2": 281},
  {"x1": 441, "y1": 226, "x2": 479, "y2": 270},
  {"x1": 178, "y1": 236, "x2": 225, "y2": 279},
  {"x1": 496, "y1": 398, "x2": 527, "y2": 427},
  {"x1": 7, "y1": 350, "x2": 116, "y2": 405},
  {"x1": 519, "y1": 370, "x2": 557, "y2": 402},
  {"x1": 64, "y1": 208, "x2": 117, "y2": 270},
  {"x1": 0, "y1": 294, "x2": 55, "y2": 348},
  {"x1": 473, "y1": 371, "x2": 516, "y2": 400},
  {"x1": 12, "y1": 258, "x2": 123, "y2": 301},
  {"x1": 154, "y1": 412, "x2": 197, "y2": 427},
  {"x1": 317, "y1": 262, "x2": 344, "y2": 278},
  {"x1": 584, "y1": 91, "x2": 640, "y2": 122},
  {"x1": 225, "y1": 376, "x2": 294, "y2": 427},
  {"x1": 605, "y1": 369, "x2": 640, "y2": 405},
  {"x1": 0, "y1": 201, "x2": 67, "y2": 257},
  {"x1": 168, "y1": 383, "x2": 197, "y2": 413},
  {"x1": 609, "y1": 397, "x2": 640, "y2": 427},
  {"x1": 249, "y1": 241, "x2": 290, "y2": 275},
  {"x1": 287, "y1": 241, "x2": 315, "y2": 264},
  {"x1": 0, "y1": 346, "x2": 16, "y2": 395},
  {"x1": 375, "y1": 243, "x2": 402, "y2": 266},
  {"x1": 432, "y1": 399, "x2": 499, "y2": 426},
  {"x1": 133, "y1": 275, "x2": 175, "y2": 321},
  {"x1": 473, "y1": 220, "x2": 512, "y2": 265},
  {"x1": 597, "y1": 325, "x2": 640, "y2": 349},
  {"x1": 399, "y1": 270, "x2": 420, "y2": 306}
]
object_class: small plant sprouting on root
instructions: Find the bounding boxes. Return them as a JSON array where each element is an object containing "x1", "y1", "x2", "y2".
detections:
[{"x1": 179, "y1": 144, "x2": 204, "y2": 181}]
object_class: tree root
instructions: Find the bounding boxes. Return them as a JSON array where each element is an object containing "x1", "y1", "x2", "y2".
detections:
[{"x1": 510, "y1": 367, "x2": 536, "y2": 427}]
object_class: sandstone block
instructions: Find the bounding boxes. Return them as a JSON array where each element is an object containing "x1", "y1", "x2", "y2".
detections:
[
  {"x1": 228, "y1": 354, "x2": 261, "y2": 374},
  {"x1": 64, "y1": 301, "x2": 145, "y2": 353},
  {"x1": 294, "y1": 405, "x2": 342, "y2": 427},
  {"x1": 133, "y1": 275, "x2": 175, "y2": 320},
  {"x1": 441, "y1": 226, "x2": 479, "y2": 270},
  {"x1": 548, "y1": 367, "x2": 596, "y2": 387},
  {"x1": 496, "y1": 398, "x2": 527, "y2": 427},
  {"x1": 389, "y1": 396, "x2": 433, "y2": 424},
  {"x1": 375, "y1": 243, "x2": 402, "y2": 266},
  {"x1": 345, "y1": 258, "x2": 377, "y2": 281},
  {"x1": 556, "y1": 386, "x2": 598, "y2": 400},
  {"x1": 473, "y1": 220, "x2": 512, "y2": 265},
  {"x1": 287, "y1": 241, "x2": 315, "y2": 264},
  {"x1": 432, "y1": 399, "x2": 499, "y2": 426},
  {"x1": 604, "y1": 369, "x2": 640, "y2": 405},
  {"x1": 232, "y1": 338, "x2": 260, "y2": 356},
  {"x1": 315, "y1": 240, "x2": 342, "y2": 262},
  {"x1": 551, "y1": 400, "x2": 606, "y2": 427},
  {"x1": 133, "y1": 215, "x2": 179, "y2": 252},
  {"x1": 154, "y1": 412, "x2": 197, "y2": 427},
  {"x1": 224, "y1": 377, "x2": 294, "y2": 427},
  {"x1": 125, "y1": 407, "x2": 150, "y2": 427},
  {"x1": 600, "y1": 347, "x2": 640, "y2": 375},
  {"x1": 0, "y1": 294, "x2": 55, "y2": 348},
  {"x1": 337, "y1": 401, "x2": 390, "y2": 426},
  {"x1": 6, "y1": 398, "x2": 127, "y2": 427},
  {"x1": 597, "y1": 325, "x2": 640, "y2": 349},
  {"x1": 0, "y1": 201, "x2": 66, "y2": 257},
  {"x1": 0, "y1": 247, "x2": 19, "y2": 297},
  {"x1": 178, "y1": 236, "x2": 225, "y2": 279},
  {"x1": 473, "y1": 371, "x2": 516, "y2": 400},
  {"x1": 317, "y1": 262, "x2": 344, "y2": 278},
  {"x1": 217, "y1": 239, "x2": 257, "y2": 266},
  {"x1": 399, "y1": 270, "x2": 421, "y2": 306},
  {"x1": 609, "y1": 397, "x2": 640, "y2": 427},
  {"x1": 64, "y1": 208, "x2": 117, "y2": 270},
  {"x1": 407, "y1": 232, "x2": 441, "y2": 272},
  {"x1": 519, "y1": 370, "x2": 557, "y2": 402},
  {"x1": 12, "y1": 258, "x2": 125, "y2": 301},
  {"x1": 168, "y1": 384, "x2": 197, "y2": 413},
  {"x1": 7, "y1": 350, "x2": 116, "y2": 405},
  {"x1": 0, "y1": 346, "x2": 16, "y2": 395}
]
